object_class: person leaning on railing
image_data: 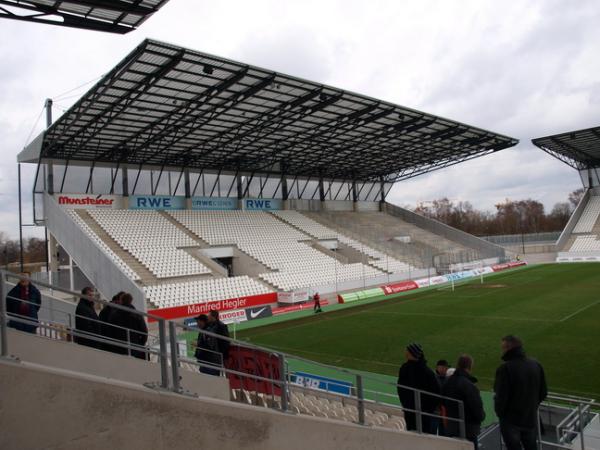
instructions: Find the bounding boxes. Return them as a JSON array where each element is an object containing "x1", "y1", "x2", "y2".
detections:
[
  {"x1": 397, "y1": 342, "x2": 441, "y2": 434},
  {"x1": 442, "y1": 354, "x2": 485, "y2": 449},
  {"x1": 105, "y1": 293, "x2": 148, "y2": 360},
  {"x1": 98, "y1": 292, "x2": 124, "y2": 353},
  {"x1": 74, "y1": 287, "x2": 101, "y2": 349},
  {"x1": 5, "y1": 272, "x2": 41, "y2": 334}
]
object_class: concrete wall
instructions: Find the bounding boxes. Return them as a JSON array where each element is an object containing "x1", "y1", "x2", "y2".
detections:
[
  {"x1": 5, "y1": 329, "x2": 229, "y2": 401},
  {"x1": 44, "y1": 194, "x2": 146, "y2": 312},
  {"x1": 0, "y1": 360, "x2": 472, "y2": 450}
]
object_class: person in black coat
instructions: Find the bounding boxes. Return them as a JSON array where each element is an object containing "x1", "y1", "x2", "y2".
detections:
[
  {"x1": 5, "y1": 272, "x2": 41, "y2": 334},
  {"x1": 494, "y1": 335, "x2": 547, "y2": 450},
  {"x1": 397, "y1": 342, "x2": 441, "y2": 433},
  {"x1": 98, "y1": 291, "x2": 124, "y2": 353},
  {"x1": 74, "y1": 287, "x2": 101, "y2": 349},
  {"x1": 107, "y1": 293, "x2": 148, "y2": 359},
  {"x1": 442, "y1": 355, "x2": 485, "y2": 448},
  {"x1": 206, "y1": 310, "x2": 230, "y2": 370},
  {"x1": 194, "y1": 314, "x2": 220, "y2": 376}
]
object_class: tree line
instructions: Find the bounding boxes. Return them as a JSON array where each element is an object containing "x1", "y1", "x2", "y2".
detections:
[
  {"x1": 1, "y1": 232, "x2": 47, "y2": 268},
  {"x1": 412, "y1": 188, "x2": 584, "y2": 236}
]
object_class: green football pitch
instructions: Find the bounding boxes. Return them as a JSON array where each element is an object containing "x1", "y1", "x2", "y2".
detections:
[{"x1": 237, "y1": 263, "x2": 600, "y2": 401}]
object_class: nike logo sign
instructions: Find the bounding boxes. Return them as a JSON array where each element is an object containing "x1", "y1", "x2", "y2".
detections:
[{"x1": 250, "y1": 307, "x2": 266, "y2": 319}]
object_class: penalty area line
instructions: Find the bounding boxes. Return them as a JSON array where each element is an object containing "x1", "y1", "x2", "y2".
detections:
[{"x1": 559, "y1": 299, "x2": 600, "y2": 322}]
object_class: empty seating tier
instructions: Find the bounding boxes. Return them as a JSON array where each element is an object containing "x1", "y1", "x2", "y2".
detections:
[
  {"x1": 88, "y1": 210, "x2": 211, "y2": 279},
  {"x1": 572, "y1": 196, "x2": 600, "y2": 234},
  {"x1": 68, "y1": 211, "x2": 140, "y2": 281}
]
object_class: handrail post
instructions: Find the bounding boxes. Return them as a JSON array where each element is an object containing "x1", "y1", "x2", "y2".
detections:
[
  {"x1": 279, "y1": 352, "x2": 288, "y2": 412},
  {"x1": 0, "y1": 271, "x2": 8, "y2": 357},
  {"x1": 158, "y1": 319, "x2": 169, "y2": 389},
  {"x1": 356, "y1": 374, "x2": 365, "y2": 425},
  {"x1": 536, "y1": 408, "x2": 542, "y2": 450},
  {"x1": 458, "y1": 399, "x2": 466, "y2": 439},
  {"x1": 415, "y1": 390, "x2": 423, "y2": 433},
  {"x1": 578, "y1": 403, "x2": 585, "y2": 450},
  {"x1": 127, "y1": 329, "x2": 131, "y2": 356},
  {"x1": 168, "y1": 321, "x2": 180, "y2": 393}
]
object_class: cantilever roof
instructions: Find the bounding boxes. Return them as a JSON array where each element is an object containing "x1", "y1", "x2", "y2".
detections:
[
  {"x1": 0, "y1": 0, "x2": 169, "y2": 33},
  {"x1": 22, "y1": 39, "x2": 518, "y2": 182},
  {"x1": 532, "y1": 125, "x2": 600, "y2": 170}
]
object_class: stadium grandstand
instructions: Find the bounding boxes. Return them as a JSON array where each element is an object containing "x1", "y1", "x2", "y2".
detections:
[
  {"x1": 0, "y1": 0, "x2": 170, "y2": 33},
  {"x1": 532, "y1": 125, "x2": 600, "y2": 263},
  {"x1": 3, "y1": 39, "x2": 599, "y2": 450},
  {"x1": 16, "y1": 38, "x2": 517, "y2": 318}
]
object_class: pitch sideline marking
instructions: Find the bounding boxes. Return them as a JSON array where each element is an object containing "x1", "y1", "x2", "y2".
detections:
[
  {"x1": 365, "y1": 311, "x2": 557, "y2": 323},
  {"x1": 559, "y1": 299, "x2": 600, "y2": 322}
]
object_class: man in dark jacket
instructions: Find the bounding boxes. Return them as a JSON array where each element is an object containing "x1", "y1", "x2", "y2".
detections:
[
  {"x1": 494, "y1": 335, "x2": 547, "y2": 450},
  {"x1": 397, "y1": 342, "x2": 441, "y2": 433},
  {"x1": 442, "y1": 354, "x2": 485, "y2": 448},
  {"x1": 107, "y1": 293, "x2": 148, "y2": 359},
  {"x1": 206, "y1": 310, "x2": 229, "y2": 372},
  {"x1": 194, "y1": 314, "x2": 220, "y2": 376},
  {"x1": 74, "y1": 287, "x2": 101, "y2": 348},
  {"x1": 6, "y1": 272, "x2": 41, "y2": 334},
  {"x1": 98, "y1": 292, "x2": 123, "y2": 353}
]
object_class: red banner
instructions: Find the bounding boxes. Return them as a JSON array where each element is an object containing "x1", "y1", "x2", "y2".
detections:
[
  {"x1": 381, "y1": 280, "x2": 419, "y2": 295},
  {"x1": 225, "y1": 345, "x2": 282, "y2": 395},
  {"x1": 148, "y1": 293, "x2": 277, "y2": 322},
  {"x1": 491, "y1": 261, "x2": 527, "y2": 272}
]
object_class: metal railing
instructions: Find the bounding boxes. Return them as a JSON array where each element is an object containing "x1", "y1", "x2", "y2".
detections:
[{"x1": 0, "y1": 269, "x2": 467, "y2": 439}]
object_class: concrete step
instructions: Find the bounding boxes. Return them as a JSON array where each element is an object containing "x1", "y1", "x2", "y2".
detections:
[{"x1": 75, "y1": 210, "x2": 157, "y2": 285}]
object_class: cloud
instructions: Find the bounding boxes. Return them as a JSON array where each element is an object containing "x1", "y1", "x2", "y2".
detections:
[{"x1": 0, "y1": 0, "x2": 598, "y2": 239}]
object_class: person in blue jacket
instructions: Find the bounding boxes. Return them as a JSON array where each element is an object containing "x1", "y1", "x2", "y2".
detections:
[{"x1": 6, "y1": 272, "x2": 42, "y2": 334}]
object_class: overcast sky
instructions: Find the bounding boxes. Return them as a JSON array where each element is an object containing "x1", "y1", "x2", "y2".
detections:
[{"x1": 1, "y1": 0, "x2": 599, "y2": 238}]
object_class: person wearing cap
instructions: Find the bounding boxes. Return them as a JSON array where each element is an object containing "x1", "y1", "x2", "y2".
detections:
[{"x1": 397, "y1": 342, "x2": 441, "y2": 433}]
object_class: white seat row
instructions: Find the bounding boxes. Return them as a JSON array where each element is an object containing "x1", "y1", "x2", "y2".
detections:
[
  {"x1": 260, "y1": 263, "x2": 383, "y2": 291},
  {"x1": 271, "y1": 210, "x2": 416, "y2": 273},
  {"x1": 68, "y1": 211, "x2": 140, "y2": 281},
  {"x1": 573, "y1": 196, "x2": 600, "y2": 233},
  {"x1": 143, "y1": 276, "x2": 272, "y2": 308},
  {"x1": 88, "y1": 210, "x2": 210, "y2": 278},
  {"x1": 569, "y1": 235, "x2": 600, "y2": 252}
]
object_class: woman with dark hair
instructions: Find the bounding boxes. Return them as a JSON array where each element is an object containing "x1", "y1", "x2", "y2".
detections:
[
  {"x1": 98, "y1": 291, "x2": 124, "y2": 353},
  {"x1": 106, "y1": 293, "x2": 148, "y2": 359}
]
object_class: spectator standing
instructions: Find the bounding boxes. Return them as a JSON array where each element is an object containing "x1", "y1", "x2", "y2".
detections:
[
  {"x1": 6, "y1": 272, "x2": 41, "y2": 334},
  {"x1": 313, "y1": 292, "x2": 322, "y2": 313},
  {"x1": 98, "y1": 291, "x2": 123, "y2": 352},
  {"x1": 494, "y1": 335, "x2": 547, "y2": 450},
  {"x1": 397, "y1": 343, "x2": 441, "y2": 433},
  {"x1": 433, "y1": 359, "x2": 450, "y2": 435},
  {"x1": 74, "y1": 287, "x2": 101, "y2": 349},
  {"x1": 108, "y1": 293, "x2": 148, "y2": 359},
  {"x1": 442, "y1": 354, "x2": 485, "y2": 448},
  {"x1": 194, "y1": 314, "x2": 220, "y2": 375},
  {"x1": 436, "y1": 359, "x2": 450, "y2": 387},
  {"x1": 206, "y1": 310, "x2": 230, "y2": 372}
]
